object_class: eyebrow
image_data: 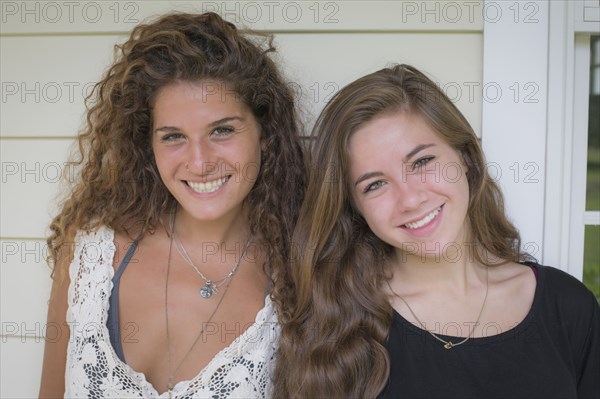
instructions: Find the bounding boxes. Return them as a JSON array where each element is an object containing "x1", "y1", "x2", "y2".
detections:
[
  {"x1": 154, "y1": 116, "x2": 246, "y2": 134},
  {"x1": 208, "y1": 116, "x2": 246, "y2": 128},
  {"x1": 404, "y1": 143, "x2": 435, "y2": 162},
  {"x1": 154, "y1": 126, "x2": 180, "y2": 135},
  {"x1": 354, "y1": 171, "x2": 384, "y2": 187},
  {"x1": 353, "y1": 143, "x2": 436, "y2": 187}
]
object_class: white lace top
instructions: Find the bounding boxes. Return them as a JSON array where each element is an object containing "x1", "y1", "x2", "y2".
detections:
[{"x1": 65, "y1": 226, "x2": 280, "y2": 398}]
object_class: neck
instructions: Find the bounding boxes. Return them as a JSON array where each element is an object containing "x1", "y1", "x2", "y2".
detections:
[
  {"x1": 392, "y1": 241, "x2": 486, "y2": 293},
  {"x1": 170, "y1": 206, "x2": 251, "y2": 246}
]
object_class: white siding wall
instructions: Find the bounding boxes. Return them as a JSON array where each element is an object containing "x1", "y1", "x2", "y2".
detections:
[
  {"x1": 482, "y1": 0, "x2": 549, "y2": 265},
  {"x1": 2, "y1": 1, "x2": 485, "y2": 396}
]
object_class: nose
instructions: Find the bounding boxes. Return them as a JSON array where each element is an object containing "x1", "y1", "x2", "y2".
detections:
[
  {"x1": 394, "y1": 177, "x2": 427, "y2": 212},
  {"x1": 186, "y1": 140, "x2": 217, "y2": 175}
]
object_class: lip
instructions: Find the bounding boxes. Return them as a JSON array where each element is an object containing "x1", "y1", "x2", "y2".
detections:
[
  {"x1": 184, "y1": 175, "x2": 231, "y2": 195},
  {"x1": 399, "y1": 204, "x2": 444, "y2": 237}
]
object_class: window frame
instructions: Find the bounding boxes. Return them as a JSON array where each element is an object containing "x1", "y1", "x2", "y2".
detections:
[{"x1": 543, "y1": 0, "x2": 600, "y2": 279}]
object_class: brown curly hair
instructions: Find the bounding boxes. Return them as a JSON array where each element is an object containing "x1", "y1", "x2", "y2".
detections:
[
  {"x1": 47, "y1": 12, "x2": 306, "y2": 312},
  {"x1": 274, "y1": 64, "x2": 531, "y2": 398}
]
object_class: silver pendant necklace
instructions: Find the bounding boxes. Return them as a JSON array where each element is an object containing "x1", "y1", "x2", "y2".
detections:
[
  {"x1": 173, "y1": 231, "x2": 251, "y2": 299},
  {"x1": 164, "y1": 213, "x2": 230, "y2": 397}
]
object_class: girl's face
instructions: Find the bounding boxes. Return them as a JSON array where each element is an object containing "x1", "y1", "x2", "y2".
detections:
[
  {"x1": 152, "y1": 80, "x2": 261, "y2": 224},
  {"x1": 348, "y1": 111, "x2": 470, "y2": 261}
]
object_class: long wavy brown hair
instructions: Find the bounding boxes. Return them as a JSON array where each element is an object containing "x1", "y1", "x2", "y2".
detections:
[
  {"x1": 47, "y1": 12, "x2": 306, "y2": 311},
  {"x1": 274, "y1": 64, "x2": 531, "y2": 398}
]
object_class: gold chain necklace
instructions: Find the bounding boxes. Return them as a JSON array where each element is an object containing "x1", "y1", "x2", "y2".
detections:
[{"x1": 387, "y1": 266, "x2": 489, "y2": 349}]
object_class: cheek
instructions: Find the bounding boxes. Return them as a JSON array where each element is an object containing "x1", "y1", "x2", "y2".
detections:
[
  {"x1": 152, "y1": 149, "x2": 166, "y2": 172},
  {"x1": 430, "y1": 161, "x2": 469, "y2": 193},
  {"x1": 443, "y1": 162, "x2": 467, "y2": 185},
  {"x1": 236, "y1": 145, "x2": 261, "y2": 185},
  {"x1": 152, "y1": 148, "x2": 175, "y2": 181},
  {"x1": 449, "y1": 168, "x2": 469, "y2": 196},
  {"x1": 349, "y1": 191, "x2": 366, "y2": 217},
  {"x1": 242, "y1": 161, "x2": 260, "y2": 185},
  {"x1": 358, "y1": 203, "x2": 388, "y2": 233},
  {"x1": 254, "y1": 145, "x2": 262, "y2": 171}
]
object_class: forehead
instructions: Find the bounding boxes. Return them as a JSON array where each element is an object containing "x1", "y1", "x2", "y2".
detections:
[
  {"x1": 348, "y1": 111, "x2": 441, "y2": 159},
  {"x1": 153, "y1": 80, "x2": 249, "y2": 115}
]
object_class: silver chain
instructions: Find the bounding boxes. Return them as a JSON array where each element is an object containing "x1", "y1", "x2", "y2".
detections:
[{"x1": 173, "y1": 231, "x2": 251, "y2": 298}]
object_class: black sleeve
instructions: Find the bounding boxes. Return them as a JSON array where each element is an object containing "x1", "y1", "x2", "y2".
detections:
[{"x1": 576, "y1": 291, "x2": 600, "y2": 399}]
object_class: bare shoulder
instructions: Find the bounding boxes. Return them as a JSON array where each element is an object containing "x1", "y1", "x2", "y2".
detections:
[
  {"x1": 483, "y1": 261, "x2": 537, "y2": 331},
  {"x1": 491, "y1": 261, "x2": 536, "y2": 280},
  {"x1": 112, "y1": 228, "x2": 144, "y2": 272},
  {"x1": 490, "y1": 261, "x2": 537, "y2": 298}
]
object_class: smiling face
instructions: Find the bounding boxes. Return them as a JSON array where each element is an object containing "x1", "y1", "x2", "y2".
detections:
[
  {"x1": 348, "y1": 111, "x2": 470, "y2": 261},
  {"x1": 152, "y1": 80, "x2": 261, "y2": 223}
]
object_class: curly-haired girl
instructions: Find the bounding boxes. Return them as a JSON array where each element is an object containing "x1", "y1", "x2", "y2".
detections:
[{"x1": 39, "y1": 12, "x2": 305, "y2": 398}]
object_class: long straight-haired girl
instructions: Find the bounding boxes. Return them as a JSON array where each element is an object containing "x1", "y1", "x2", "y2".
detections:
[{"x1": 275, "y1": 64, "x2": 599, "y2": 398}]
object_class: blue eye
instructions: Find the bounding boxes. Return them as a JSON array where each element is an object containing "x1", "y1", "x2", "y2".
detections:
[{"x1": 363, "y1": 180, "x2": 385, "y2": 193}]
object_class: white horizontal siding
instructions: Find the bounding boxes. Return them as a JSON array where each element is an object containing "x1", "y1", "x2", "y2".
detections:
[
  {"x1": 1, "y1": 32, "x2": 482, "y2": 138},
  {"x1": 1, "y1": 0, "x2": 484, "y2": 34},
  {"x1": 1, "y1": 239, "x2": 52, "y2": 333},
  {"x1": 277, "y1": 33, "x2": 482, "y2": 135},
  {"x1": 1, "y1": 35, "x2": 122, "y2": 137},
  {"x1": 1, "y1": 139, "x2": 73, "y2": 238},
  {"x1": 0, "y1": 337, "x2": 46, "y2": 399}
]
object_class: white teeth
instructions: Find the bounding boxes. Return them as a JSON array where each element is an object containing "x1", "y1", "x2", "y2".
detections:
[
  {"x1": 187, "y1": 177, "x2": 228, "y2": 193},
  {"x1": 404, "y1": 207, "x2": 441, "y2": 229}
]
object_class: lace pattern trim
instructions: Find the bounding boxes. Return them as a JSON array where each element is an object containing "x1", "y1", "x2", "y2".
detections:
[{"x1": 64, "y1": 226, "x2": 279, "y2": 398}]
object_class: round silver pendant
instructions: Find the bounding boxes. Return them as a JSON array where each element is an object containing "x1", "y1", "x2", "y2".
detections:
[{"x1": 200, "y1": 284, "x2": 213, "y2": 299}]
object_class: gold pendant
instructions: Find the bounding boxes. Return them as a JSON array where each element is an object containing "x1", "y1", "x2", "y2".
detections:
[{"x1": 444, "y1": 341, "x2": 454, "y2": 349}]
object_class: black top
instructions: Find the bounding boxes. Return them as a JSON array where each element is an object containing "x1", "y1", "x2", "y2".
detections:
[
  {"x1": 379, "y1": 264, "x2": 600, "y2": 399},
  {"x1": 106, "y1": 240, "x2": 139, "y2": 362}
]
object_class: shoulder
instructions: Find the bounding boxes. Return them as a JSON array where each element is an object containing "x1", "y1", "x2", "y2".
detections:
[
  {"x1": 535, "y1": 263, "x2": 595, "y2": 302},
  {"x1": 489, "y1": 260, "x2": 536, "y2": 294},
  {"x1": 532, "y1": 263, "x2": 599, "y2": 327},
  {"x1": 74, "y1": 225, "x2": 114, "y2": 244},
  {"x1": 68, "y1": 225, "x2": 116, "y2": 277},
  {"x1": 491, "y1": 261, "x2": 536, "y2": 287},
  {"x1": 66, "y1": 225, "x2": 117, "y2": 320}
]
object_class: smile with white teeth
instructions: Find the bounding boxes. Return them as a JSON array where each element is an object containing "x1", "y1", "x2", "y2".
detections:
[
  {"x1": 187, "y1": 176, "x2": 229, "y2": 193},
  {"x1": 403, "y1": 207, "x2": 441, "y2": 229}
]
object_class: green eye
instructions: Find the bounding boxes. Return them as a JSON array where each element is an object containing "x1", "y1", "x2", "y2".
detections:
[
  {"x1": 160, "y1": 132, "x2": 184, "y2": 142},
  {"x1": 413, "y1": 156, "x2": 434, "y2": 169},
  {"x1": 364, "y1": 180, "x2": 385, "y2": 193},
  {"x1": 212, "y1": 126, "x2": 235, "y2": 137}
]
